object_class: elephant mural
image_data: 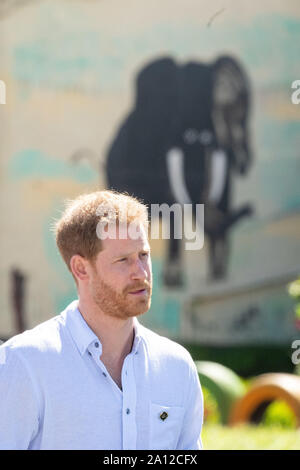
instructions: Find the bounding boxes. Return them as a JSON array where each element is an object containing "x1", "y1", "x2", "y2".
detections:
[{"x1": 106, "y1": 55, "x2": 254, "y2": 287}]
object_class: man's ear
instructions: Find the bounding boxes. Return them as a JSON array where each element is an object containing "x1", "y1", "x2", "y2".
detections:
[{"x1": 70, "y1": 255, "x2": 90, "y2": 283}]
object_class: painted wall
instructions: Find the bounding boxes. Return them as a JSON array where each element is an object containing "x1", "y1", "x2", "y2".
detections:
[{"x1": 0, "y1": 0, "x2": 299, "y2": 344}]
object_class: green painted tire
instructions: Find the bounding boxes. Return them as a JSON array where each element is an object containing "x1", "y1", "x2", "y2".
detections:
[{"x1": 195, "y1": 360, "x2": 247, "y2": 424}]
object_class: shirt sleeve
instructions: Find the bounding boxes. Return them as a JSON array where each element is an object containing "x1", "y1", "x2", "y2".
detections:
[
  {"x1": 0, "y1": 344, "x2": 40, "y2": 449},
  {"x1": 176, "y1": 356, "x2": 204, "y2": 450}
]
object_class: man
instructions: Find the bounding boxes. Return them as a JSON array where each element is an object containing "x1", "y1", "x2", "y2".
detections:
[{"x1": 0, "y1": 190, "x2": 204, "y2": 450}]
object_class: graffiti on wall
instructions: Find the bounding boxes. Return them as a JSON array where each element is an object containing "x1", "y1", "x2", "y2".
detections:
[{"x1": 106, "y1": 55, "x2": 254, "y2": 287}]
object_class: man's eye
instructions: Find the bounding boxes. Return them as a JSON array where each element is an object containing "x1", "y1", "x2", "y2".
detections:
[
  {"x1": 118, "y1": 258, "x2": 127, "y2": 262},
  {"x1": 141, "y1": 252, "x2": 149, "y2": 257}
]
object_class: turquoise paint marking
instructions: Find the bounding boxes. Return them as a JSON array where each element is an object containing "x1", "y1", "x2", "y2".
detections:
[
  {"x1": 50, "y1": 288, "x2": 78, "y2": 316},
  {"x1": 14, "y1": 25, "x2": 99, "y2": 86},
  {"x1": 12, "y1": 9, "x2": 300, "y2": 92},
  {"x1": 9, "y1": 149, "x2": 97, "y2": 183},
  {"x1": 43, "y1": 199, "x2": 78, "y2": 314}
]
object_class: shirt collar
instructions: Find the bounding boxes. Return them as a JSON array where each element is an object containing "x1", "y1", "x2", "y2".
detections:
[
  {"x1": 61, "y1": 299, "x2": 143, "y2": 357},
  {"x1": 131, "y1": 316, "x2": 143, "y2": 354}
]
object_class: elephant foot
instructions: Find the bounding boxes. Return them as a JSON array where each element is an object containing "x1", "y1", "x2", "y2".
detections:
[
  {"x1": 225, "y1": 203, "x2": 254, "y2": 229},
  {"x1": 237, "y1": 203, "x2": 254, "y2": 219},
  {"x1": 162, "y1": 262, "x2": 184, "y2": 288},
  {"x1": 216, "y1": 203, "x2": 254, "y2": 233}
]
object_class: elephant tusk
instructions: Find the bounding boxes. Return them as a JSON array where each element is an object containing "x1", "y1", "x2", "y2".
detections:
[
  {"x1": 166, "y1": 147, "x2": 205, "y2": 247},
  {"x1": 208, "y1": 149, "x2": 227, "y2": 204},
  {"x1": 166, "y1": 147, "x2": 192, "y2": 205}
]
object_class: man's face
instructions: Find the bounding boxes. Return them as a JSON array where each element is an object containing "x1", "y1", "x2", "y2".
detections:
[{"x1": 88, "y1": 223, "x2": 152, "y2": 320}]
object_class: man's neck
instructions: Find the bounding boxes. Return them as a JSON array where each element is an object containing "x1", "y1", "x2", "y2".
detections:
[{"x1": 77, "y1": 299, "x2": 135, "y2": 367}]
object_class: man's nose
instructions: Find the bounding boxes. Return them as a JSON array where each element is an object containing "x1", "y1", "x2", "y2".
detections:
[{"x1": 130, "y1": 259, "x2": 148, "y2": 280}]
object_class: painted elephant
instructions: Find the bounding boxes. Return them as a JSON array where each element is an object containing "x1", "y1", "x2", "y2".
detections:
[{"x1": 106, "y1": 55, "x2": 254, "y2": 287}]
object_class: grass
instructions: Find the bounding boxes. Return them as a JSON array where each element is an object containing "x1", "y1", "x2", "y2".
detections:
[
  {"x1": 202, "y1": 423, "x2": 300, "y2": 450},
  {"x1": 201, "y1": 383, "x2": 300, "y2": 449}
]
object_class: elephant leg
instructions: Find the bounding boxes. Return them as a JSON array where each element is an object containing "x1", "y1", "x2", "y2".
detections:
[
  {"x1": 208, "y1": 233, "x2": 230, "y2": 281},
  {"x1": 162, "y1": 213, "x2": 184, "y2": 287},
  {"x1": 206, "y1": 203, "x2": 253, "y2": 281}
]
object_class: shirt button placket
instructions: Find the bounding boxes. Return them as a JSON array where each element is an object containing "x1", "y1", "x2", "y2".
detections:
[
  {"x1": 122, "y1": 355, "x2": 137, "y2": 450},
  {"x1": 89, "y1": 342, "x2": 110, "y2": 381}
]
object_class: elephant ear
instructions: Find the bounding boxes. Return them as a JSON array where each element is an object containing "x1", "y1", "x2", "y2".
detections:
[
  {"x1": 212, "y1": 55, "x2": 250, "y2": 108},
  {"x1": 211, "y1": 55, "x2": 252, "y2": 175}
]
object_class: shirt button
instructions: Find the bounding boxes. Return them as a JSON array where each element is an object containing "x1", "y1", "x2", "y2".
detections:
[
  {"x1": 126, "y1": 408, "x2": 130, "y2": 415},
  {"x1": 102, "y1": 372, "x2": 107, "y2": 377},
  {"x1": 88, "y1": 352, "x2": 92, "y2": 356},
  {"x1": 95, "y1": 342, "x2": 99, "y2": 348}
]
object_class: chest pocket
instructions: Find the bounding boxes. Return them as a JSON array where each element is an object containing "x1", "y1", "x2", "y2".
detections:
[{"x1": 149, "y1": 403, "x2": 185, "y2": 450}]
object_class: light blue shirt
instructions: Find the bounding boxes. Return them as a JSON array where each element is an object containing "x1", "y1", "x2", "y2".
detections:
[{"x1": 0, "y1": 300, "x2": 204, "y2": 450}]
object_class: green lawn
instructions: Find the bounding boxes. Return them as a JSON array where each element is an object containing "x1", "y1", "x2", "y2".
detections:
[{"x1": 202, "y1": 423, "x2": 300, "y2": 450}]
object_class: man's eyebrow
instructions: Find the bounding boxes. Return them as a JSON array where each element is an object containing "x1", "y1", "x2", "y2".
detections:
[{"x1": 113, "y1": 248, "x2": 151, "y2": 259}]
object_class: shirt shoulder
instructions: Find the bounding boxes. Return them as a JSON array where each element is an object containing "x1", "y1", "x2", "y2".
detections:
[
  {"x1": 1, "y1": 314, "x2": 65, "y2": 362},
  {"x1": 138, "y1": 323, "x2": 195, "y2": 369}
]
